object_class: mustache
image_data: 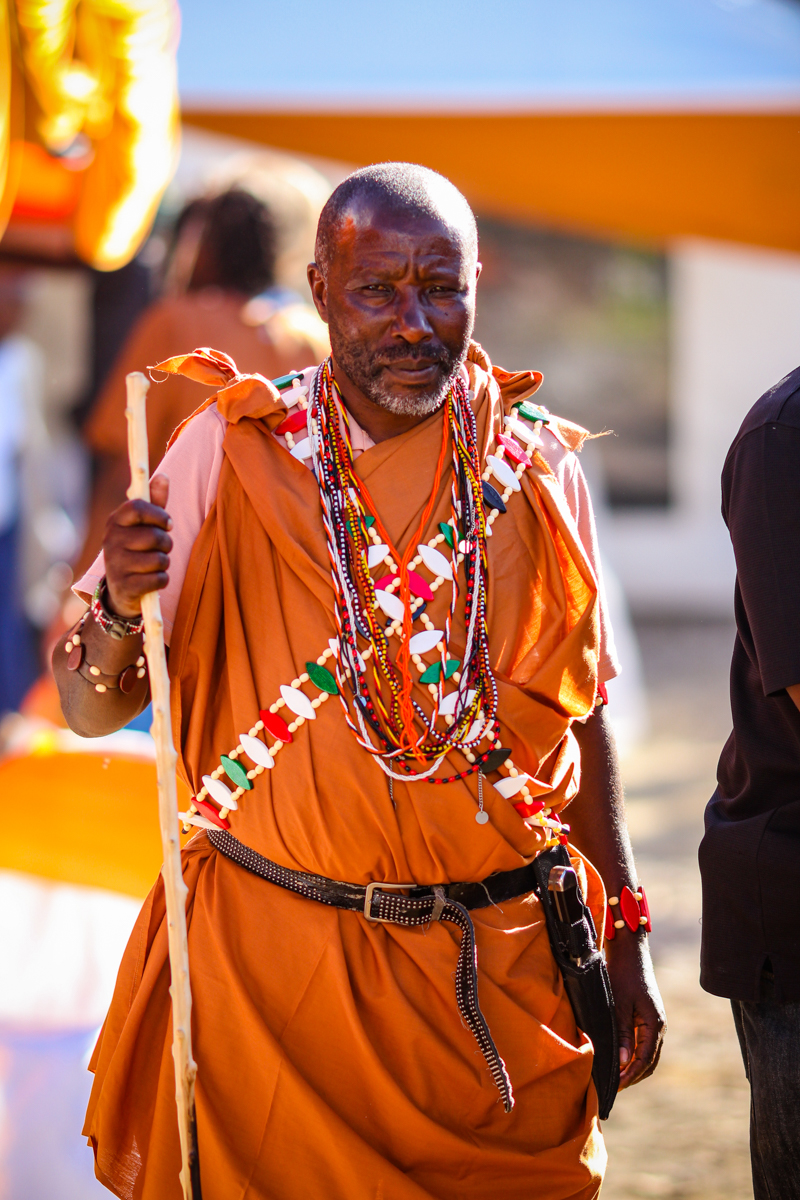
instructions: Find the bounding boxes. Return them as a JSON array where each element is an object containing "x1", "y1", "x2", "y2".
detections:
[{"x1": 371, "y1": 342, "x2": 451, "y2": 369}]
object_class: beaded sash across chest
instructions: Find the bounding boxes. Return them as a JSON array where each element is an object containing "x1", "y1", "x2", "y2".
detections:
[{"x1": 181, "y1": 360, "x2": 573, "y2": 846}]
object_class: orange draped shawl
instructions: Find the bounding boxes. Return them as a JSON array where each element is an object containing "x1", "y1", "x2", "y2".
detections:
[{"x1": 84, "y1": 344, "x2": 606, "y2": 1199}]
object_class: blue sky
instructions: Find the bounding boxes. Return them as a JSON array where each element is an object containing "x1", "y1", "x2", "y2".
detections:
[{"x1": 178, "y1": 0, "x2": 800, "y2": 108}]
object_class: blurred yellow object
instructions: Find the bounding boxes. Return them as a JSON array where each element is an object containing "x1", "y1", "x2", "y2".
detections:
[
  {"x1": 0, "y1": 741, "x2": 190, "y2": 897},
  {"x1": 10, "y1": 139, "x2": 81, "y2": 219},
  {"x1": 0, "y1": 0, "x2": 180, "y2": 269},
  {"x1": 29, "y1": 726, "x2": 60, "y2": 755}
]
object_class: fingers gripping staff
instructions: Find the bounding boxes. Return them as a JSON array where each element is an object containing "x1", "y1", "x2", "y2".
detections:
[{"x1": 125, "y1": 372, "x2": 202, "y2": 1200}]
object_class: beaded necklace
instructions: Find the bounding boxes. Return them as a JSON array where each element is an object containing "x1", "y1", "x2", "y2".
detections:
[
  {"x1": 311, "y1": 359, "x2": 498, "y2": 783},
  {"x1": 180, "y1": 364, "x2": 575, "y2": 845}
]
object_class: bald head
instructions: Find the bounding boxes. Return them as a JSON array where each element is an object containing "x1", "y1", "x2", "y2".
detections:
[{"x1": 315, "y1": 163, "x2": 478, "y2": 277}]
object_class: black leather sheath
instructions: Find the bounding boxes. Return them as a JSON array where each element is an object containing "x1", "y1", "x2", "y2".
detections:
[{"x1": 532, "y1": 844, "x2": 620, "y2": 1119}]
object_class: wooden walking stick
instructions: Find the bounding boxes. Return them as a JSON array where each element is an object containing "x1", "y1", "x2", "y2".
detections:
[{"x1": 125, "y1": 371, "x2": 202, "y2": 1200}]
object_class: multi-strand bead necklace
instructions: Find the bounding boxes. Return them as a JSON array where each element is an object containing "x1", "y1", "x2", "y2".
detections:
[
  {"x1": 313, "y1": 358, "x2": 497, "y2": 782},
  {"x1": 180, "y1": 362, "x2": 573, "y2": 845}
]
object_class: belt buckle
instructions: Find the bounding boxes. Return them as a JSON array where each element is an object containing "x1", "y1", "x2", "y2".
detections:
[{"x1": 364, "y1": 881, "x2": 417, "y2": 922}]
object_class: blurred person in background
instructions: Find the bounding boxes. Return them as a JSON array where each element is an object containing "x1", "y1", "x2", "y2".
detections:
[
  {"x1": 700, "y1": 364, "x2": 800, "y2": 1200},
  {"x1": 0, "y1": 268, "x2": 46, "y2": 714},
  {"x1": 73, "y1": 186, "x2": 329, "y2": 577}
]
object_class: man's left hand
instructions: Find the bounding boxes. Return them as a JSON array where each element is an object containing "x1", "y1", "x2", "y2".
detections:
[{"x1": 606, "y1": 933, "x2": 666, "y2": 1088}]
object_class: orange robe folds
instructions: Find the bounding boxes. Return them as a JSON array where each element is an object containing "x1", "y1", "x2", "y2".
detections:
[{"x1": 84, "y1": 344, "x2": 606, "y2": 1200}]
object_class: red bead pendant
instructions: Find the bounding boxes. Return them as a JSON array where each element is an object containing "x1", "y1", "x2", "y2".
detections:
[
  {"x1": 275, "y1": 409, "x2": 308, "y2": 437},
  {"x1": 407, "y1": 570, "x2": 434, "y2": 602},
  {"x1": 497, "y1": 433, "x2": 532, "y2": 468},
  {"x1": 119, "y1": 665, "x2": 138, "y2": 693},
  {"x1": 375, "y1": 571, "x2": 434, "y2": 603},
  {"x1": 604, "y1": 904, "x2": 616, "y2": 941},
  {"x1": 639, "y1": 885, "x2": 652, "y2": 933},
  {"x1": 260, "y1": 709, "x2": 293, "y2": 743},
  {"x1": 513, "y1": 798, "x2": 546, "y2": 818},
  {"x1": 67, "y1": 644, "x2": 85, "y2": 671},
  {"x1": 194, "y1": 798, "x2": 230, "y2": 830},
  {"x1": 620, "y1": 885, "x2": 641, "y2": 932}
]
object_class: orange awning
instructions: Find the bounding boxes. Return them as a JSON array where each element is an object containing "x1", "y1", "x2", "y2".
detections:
[{"x1": 183, "y1": 109, "x2": 800, "y2": 253}]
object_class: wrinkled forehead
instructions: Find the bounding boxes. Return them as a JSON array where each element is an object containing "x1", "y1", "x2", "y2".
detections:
[{"x1": 331, "y1": 194, "x2": 477, "y2": 266}]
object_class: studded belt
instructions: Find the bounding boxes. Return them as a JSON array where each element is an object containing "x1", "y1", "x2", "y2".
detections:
[{"x1": 206, "y1": 828, "x2": 542, "y2": 1113}]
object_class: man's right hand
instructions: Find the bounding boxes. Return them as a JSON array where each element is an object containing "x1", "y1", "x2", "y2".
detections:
[{"x1": 104, "y1": 473, "x2": 173, "y2": 617}]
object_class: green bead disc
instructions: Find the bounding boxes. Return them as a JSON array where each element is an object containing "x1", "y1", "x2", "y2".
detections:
[
  {"x1": 439, "y1": 522, "x2": 455, "y2": 548},
  {"x1": 514, "y1": 400, "x2": 550, "y2": 425},
  {"x1": 271, "y1": 371, "x2": 303, "y2": 392},
  {"x1": 221, "y1": 755, "x2": 253, "y2": 790},
  {"x1": 444, "y1": 658, "x2": 461, "y2": 679},
  {"x1": 349, "y1": 514, "x2": 375, "y2": 537},
  {"x1": 306, "y1": 662, "x2": 339, "y2": 695},
  {"x1": 420, "y1": 662, "x2": 442, "y2": 684}
]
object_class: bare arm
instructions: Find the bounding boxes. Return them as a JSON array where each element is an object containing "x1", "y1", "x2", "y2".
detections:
[
  {"x1": 569, "y1": 706, "x2": 666, "y2": 1089},
  {"x1": 53, "y1": 474, "x2": 172, "y2": 737}
]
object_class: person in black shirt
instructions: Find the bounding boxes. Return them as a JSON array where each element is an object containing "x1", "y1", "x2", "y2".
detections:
[{"x1": 700, "y1": 363, "x2": 800, "y2": 1200}]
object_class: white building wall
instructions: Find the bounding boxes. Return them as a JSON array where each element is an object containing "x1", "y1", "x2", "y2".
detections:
[{"x1": 605, "y1": 239, "x2": 800, "y2": 616}]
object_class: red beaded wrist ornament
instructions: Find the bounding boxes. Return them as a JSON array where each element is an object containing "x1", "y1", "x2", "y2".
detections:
[
  {"x1": 90, "y1": 578, "x2": 144, "y2": 640},
  {"x1": 604, "y1": 885, "x2": 651, "y2": 940}
]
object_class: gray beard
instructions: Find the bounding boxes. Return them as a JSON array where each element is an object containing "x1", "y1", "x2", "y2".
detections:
[
  {"x1": 329, "y1": 318, "x2": 470, "y2": 417},
  {"x1": 360, "y1": 371, "x2": 452, "y2": 416}
]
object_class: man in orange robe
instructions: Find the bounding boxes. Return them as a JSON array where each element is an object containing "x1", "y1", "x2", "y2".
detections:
[{"x1": 54, "y1": 163, "x2": 664, "y2": 1200}]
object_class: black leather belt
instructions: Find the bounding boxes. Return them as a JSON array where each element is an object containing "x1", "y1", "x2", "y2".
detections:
[{"x1": 207, "y1": 828, "x2": 541, "y2": 1113}]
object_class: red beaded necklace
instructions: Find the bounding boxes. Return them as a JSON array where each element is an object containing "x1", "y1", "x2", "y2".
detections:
[{"x1": 310, "y1": 359, "x2": 500, "y2": 784}]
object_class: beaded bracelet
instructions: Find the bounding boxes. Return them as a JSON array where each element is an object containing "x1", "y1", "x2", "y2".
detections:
[
  {"x1": 91, "y1": 578, "x2": 145, "y2": 640},
  {"x1": 604, "y1": 885, "x2": 651, "y2": 940}
]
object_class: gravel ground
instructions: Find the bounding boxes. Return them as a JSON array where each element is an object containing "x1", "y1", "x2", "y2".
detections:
[{"x1": 601, "y1": 620, "x2": 753, "y2": 1200}]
